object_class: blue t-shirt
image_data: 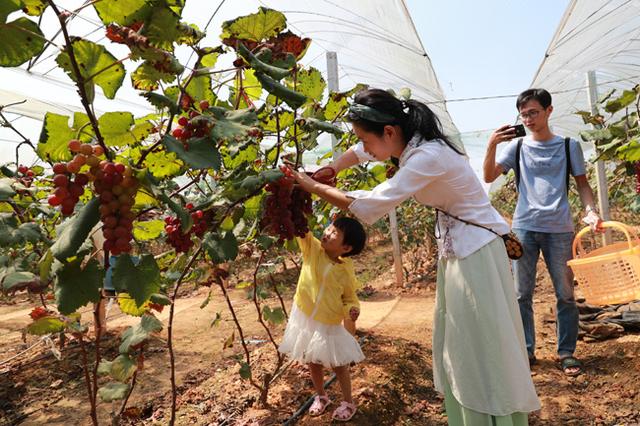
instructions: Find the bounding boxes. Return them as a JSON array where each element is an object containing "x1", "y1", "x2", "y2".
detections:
[{"x1": 496, "y1": 135, "x2": 586, "y2": 233}]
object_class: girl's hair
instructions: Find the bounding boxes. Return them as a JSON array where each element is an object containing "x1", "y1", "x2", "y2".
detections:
[
  {"x1": 347, "y1": 88, "x2": 464, "y2": 155},
  {"x1": 332, "y1": 216, "x2": 366, "y2": 257}
]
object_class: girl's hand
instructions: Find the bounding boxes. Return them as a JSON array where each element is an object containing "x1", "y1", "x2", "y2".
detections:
[{"x1": 349, "y1": 307, "x2": 359, "y2": 321}]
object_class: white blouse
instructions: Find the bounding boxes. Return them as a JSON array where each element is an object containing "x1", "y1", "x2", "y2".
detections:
[{"x1": 347, "y1": 135, "x2": 509, "y2": 259}]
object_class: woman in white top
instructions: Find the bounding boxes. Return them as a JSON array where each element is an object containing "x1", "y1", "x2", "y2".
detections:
[{"x1": 290, "y1": 88, "x2": 540, "y2": 425}]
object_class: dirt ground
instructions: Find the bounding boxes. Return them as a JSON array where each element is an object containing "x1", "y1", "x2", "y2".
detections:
[{"x1": 1, "y1": 238, "x2": 639, "y2": 425}]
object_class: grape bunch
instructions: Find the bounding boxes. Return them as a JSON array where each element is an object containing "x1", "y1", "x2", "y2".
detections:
[
  {"x1": 48, "y1": 140, "x2": 103, "y2": 215},
  {"x1": 164, "y1": 203, "x2": 210, "y2": 253},
  {"x1": 171, "y1": 101, "x2": 211, "y2": 149},
  {"x1": 94, "y1": 160, "x2": 139, "y2": 256},
  {"x1": 16, "y1": 165, "x2": 35, "y2": 188},
  {"x1": 260, "y1": 167, "x2": 313, "y2": 242},
  {"x1": 635, "y1": 162, "x2": 640, "y2": 194}
]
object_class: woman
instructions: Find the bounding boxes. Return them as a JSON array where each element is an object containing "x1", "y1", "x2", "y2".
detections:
[{"x1": 290, "y1": 88, "x2": 540, "y2": 425}]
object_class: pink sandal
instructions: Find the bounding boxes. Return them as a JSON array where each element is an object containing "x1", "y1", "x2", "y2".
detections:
[
  {"x1": 332, "y1": 401, "x2": 357, "y2": 422},
  {"x1": 308, "y1": 395, "x2": 331, "y2": 416}
]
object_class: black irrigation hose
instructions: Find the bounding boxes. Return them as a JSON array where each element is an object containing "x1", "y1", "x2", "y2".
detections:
[{"x1": 282, "y1": 336, "x2": 367, "y2": 426}]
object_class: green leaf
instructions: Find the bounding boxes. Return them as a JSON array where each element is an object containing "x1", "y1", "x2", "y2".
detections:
[
  {"x1": 262, "y1": 305, "x2": 285, "y2": 325},
  {"x1": 0, "y1": 0, "x2": 21, "y2": 22},
  {"x1": 239, "y1": 361, "x2": 251, "y2": 379},
  {"x1": 184, "y1": 73, "x2": 214, "y2": 104},
  {"x1": 119, "y1": 313, "x2": 163, "y2": 353},
  {"x1": 109, "y1": 354, "x2": 137, "y2": 382},
  {"x1": 112, "y1": 254, "x2": 160, "y2": 307},
  {"x1": 237, "y1": 43, "x2": 290, "y2": 80},
  {"x1": 118, "y1": 293, "x2": 150, "y2": 316},
  {"x1": 0, "y1": 17, "x2": 46, "y2": 66},
  {"x1": 221, "y1": 7, "x2": 286, "y2": 42},
  {"x1": 21, "y1": 0, "x2": 48, "y2": 16},
  {"x1": 143, "y1": 150, "x2": 183, "y2": 179},
  {"x1": 39, "y1": 250, "x2": 54, "y2": 282},
  {"x1": 605, "y1": 89, "x2": 638, "y2": 114},
  {"x1": 27, "y1": 316, "x2": 65, "y2": 336},
  {"x1": 97, "y1": 360, "x2": 113, "y2": 376},
  {"x1": 132, "y1": 61, "x2": 176, "y2": 91},
  {"x1": 176, "y1": 22, "x2": 204, "y2": 46},
  {"x1": 0, "y1": 178, "x2": 16, "y2": 201},
  {"x1": 93, "y1": 0, "x2": 151, "y2": 26},
  {"x1": 56, "y1": 38, "x2": 125, "y2": 102},
  {"x1": 579, "y1": 128, "x2": 612, "y2": 142},
  {"x1": 162, "y1": 135, "x2": 221, "y2": 171},
  {"x1": 145, "y1": 7, "x2": 181, "y2": 51},
  {"x1": 141, "y1": 91, "x2": 180, "y2": 115},
  {"x1": 324, "y1": 92, "x2": 349, "y2": 121},
  {"x1": 289, "y1": 67, "x2": 325, "y2": 102},
  {"x1": 98, "y1": 382, "x2": 130, "y2": 402},
  {"x1": 255, "y1": 72, "x2": 306, "y2": 109},
  {"x1": 98, "y1": 111, "x2": 151, "y2": 147},
  {"x1": 55, "y1": 258, "x2": 104, "y2": 315},
  {"x1": 150, "y1": 293, "x2": 171, "y2": 306},
  {"x1": 133, "y1": 219, "x2": 165, "y2": 241},
  {"x1": 2, "y1": 271, "x2": 37, "y2": 293},
  {"x1": 145, "y1": 182, "x2": 192, "y2": 232},
  {"x1": 203, "y1": 232, "x2": 238, "y2": 263},
  {"x1": 210, "y1": 107, "x2": 259, "y2": 144},
  {"x1": 50, "y1": 197, "x2": 100, "y2": 262},
  {"x1": 616, "y1": 139, "x2": 640, "y2": 162}
]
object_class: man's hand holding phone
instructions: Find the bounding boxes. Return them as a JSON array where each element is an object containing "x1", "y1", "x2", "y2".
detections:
[{"x1": 489, "y1": 124, "x2": 525, "y2": 147}]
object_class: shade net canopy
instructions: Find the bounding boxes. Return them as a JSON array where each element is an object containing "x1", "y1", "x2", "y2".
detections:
[
  {"x1": 0, "y1": 0, "x2": 461, "y2": 165},
  {"x1": 529, "y1": 0, "x2": 640, "y2": 138}
]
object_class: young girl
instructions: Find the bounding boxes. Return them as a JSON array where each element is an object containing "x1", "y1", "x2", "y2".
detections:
[
  {"x1": 279, "y1": 217, "x2": 367, "y2": 422},
  {"x1": 290, "y1": 88, "x2": 541, "y2": 425}
]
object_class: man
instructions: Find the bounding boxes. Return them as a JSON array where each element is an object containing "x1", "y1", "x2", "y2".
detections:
[{"x1": 483, "y1": 88, "x2": 602, "y2": 376}]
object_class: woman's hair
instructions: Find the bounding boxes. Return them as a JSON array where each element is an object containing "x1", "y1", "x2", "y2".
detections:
[
  {"x1": 347, "y1": 88, "x2": 464, "y2": 155},
  {"x1": 332, "y1": 216, "x2": 366, "y2": 257}
]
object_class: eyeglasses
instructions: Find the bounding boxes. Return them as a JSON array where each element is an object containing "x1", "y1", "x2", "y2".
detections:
[{"x1": 518, "y1": 109, "x2": 542, "y2": 120}]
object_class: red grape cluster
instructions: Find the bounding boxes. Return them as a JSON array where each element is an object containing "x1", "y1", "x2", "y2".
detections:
[
  {"x1": 260, "y1": 167, "x2": 313, "y2": 242},
  {"x1": 95, "y1": 160, "x2": 139, "y2": 256},
  {"x1": 171, "y1": 101, "x2": 211, "y2": 149},
  {"x1": 164, "y1": 203, "x2": 210, "y2": 253},
  {"x1": 48, "y1": 140, "x2": 104, "y2": 215},
  {"x1": 16, "y1": 165, "x2": 35, "y2": 187},
  {"x1": 635, "y1": 162, "x2": 640, "y2": 194}
]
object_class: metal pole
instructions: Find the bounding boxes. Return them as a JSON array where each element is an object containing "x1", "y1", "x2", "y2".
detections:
[
  {"x1": 586, "y1": 71, "x2": 612, "y2": 245},
  {"x1": 326, "y1": 52, "x2": 341, "y2": 159}
]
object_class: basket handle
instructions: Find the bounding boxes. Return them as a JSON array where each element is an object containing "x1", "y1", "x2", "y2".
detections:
[{"x1": 573, "y1": 221, "x2": 639, "y2": 257}]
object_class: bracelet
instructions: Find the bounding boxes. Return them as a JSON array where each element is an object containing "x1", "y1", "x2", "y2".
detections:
[{"x1": 585, "y1": 205, "x2": 597, "y2": 214}]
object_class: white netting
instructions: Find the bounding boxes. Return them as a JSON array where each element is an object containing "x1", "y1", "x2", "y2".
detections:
[
  {"x1": 529, "y1": 0, "x2": 640, "y2": 138},
  {"x1": 0, "y1": 0, "x2": 460, "y2": 164}
]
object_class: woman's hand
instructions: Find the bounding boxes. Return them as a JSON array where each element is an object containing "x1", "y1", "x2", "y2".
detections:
[
  {"x1": 287, "y1": 167, "x2": 318, "y2": 193},
  {"x1": 488, "y1": 124, "x2": 517, "y2": 147},
  {"x1": 349, "y1": 307, "x2": 359, "y2": 321}
]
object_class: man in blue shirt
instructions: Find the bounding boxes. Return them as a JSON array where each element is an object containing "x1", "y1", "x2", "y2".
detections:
[{"x1": 483, "y1": 88, "x2": 602, "y2": 376}]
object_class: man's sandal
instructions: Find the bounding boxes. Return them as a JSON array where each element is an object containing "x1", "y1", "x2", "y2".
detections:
[
  {"x1": 560, "y1": 356, "x2": 583, "y2": 376},
  {"x1": 332, "y1": 401, "x2": 357, "y2": 422},
  {"x1": 308, "y1": 395, "x2": 331, "y2": 416}
]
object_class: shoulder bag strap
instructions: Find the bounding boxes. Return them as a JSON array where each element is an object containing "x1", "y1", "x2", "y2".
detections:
[
  {"x1": 515, "y1": 138, "x2": 523, "y2": 190},
  {"x1": 564, "y1": 136, "x2": 572, "y2": 194}
]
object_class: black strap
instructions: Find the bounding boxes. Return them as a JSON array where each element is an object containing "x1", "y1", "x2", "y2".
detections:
[
  {"x1": 514, "y1": 138, "x2": 523, "y2": 189},
  {"x1": 514, "y1": 137, "x2": 572, "y2": 193},
  {"x1": 564, "y1": 136, "x2": 573, "y2": 193}
]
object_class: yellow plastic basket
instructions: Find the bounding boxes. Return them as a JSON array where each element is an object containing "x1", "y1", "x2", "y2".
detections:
[{"x1": 567, "y1": 221, "x2": 640, "y2": 305}]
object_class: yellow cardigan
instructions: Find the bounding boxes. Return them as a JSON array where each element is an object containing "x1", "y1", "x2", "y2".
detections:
[{"x1": 293, "y1": 233, "x2": 361, "y2": 325}]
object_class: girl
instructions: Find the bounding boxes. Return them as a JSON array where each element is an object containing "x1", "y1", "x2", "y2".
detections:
[
  {"x1": 290, "y1": 88, "x2": 541, "y2": 425},
  {"x1": 279, "y1": 217, "x2": 367, "y2": 422}
]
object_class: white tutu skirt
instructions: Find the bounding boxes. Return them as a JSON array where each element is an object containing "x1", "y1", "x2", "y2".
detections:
[{"x1": 279, "y1": 304, "x2": 365, "y2": 368}]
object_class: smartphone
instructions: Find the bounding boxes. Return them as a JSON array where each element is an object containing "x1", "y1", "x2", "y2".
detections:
[{"x1": 510, "y1": 124, "x2": 526, "y2": 138}]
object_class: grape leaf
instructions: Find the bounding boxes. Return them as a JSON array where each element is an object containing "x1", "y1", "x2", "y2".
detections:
[
  {"x1": 109, "y1": 354, "x2": 137, "y2": 382},
  {"x1": 112, "y1": 254, "x2": 160, "y2": 307},
  {"x1": 21, "y1": 0, "x2": 48, "y2": 16},
  {"x1": 0, "y1": 17, "x2": 46, "y2": 66},
  {"x1": 56, "y1": 38, "x2": 125, "y2": 103},
  {"x1": 145, "y1": 7, "x2": 181, "y2": 51},
  {"x1": 203, "y1": 231, "x2": 238, "y2": 263},
  {"x1": 288, "y1": 67, "x2": 325, "y2": 102},
  {"x1": 55, "y1": 258, "x2": 104, "y2": 315},
  {"x1": 132, "y1": 61, "x2": 176, "y2": 91},
  {"x1": 118, "y1": 293, "x2": 150, "y2": 317},
  {"x1": 162, "y1": 135, "x2": 221, "y2": 171},
  {"x1": 221, "y1": 7, "x2": 286, "y2": 42},
  {"x1": 0, "y1": 0, "x2": 21, "y2": 22},
  {"x1": 27, "y1": 316, "x2": 65, "y2": 336},
  {"x1": 98, "y1": 382, "x2": 130, "y2": 402},
  {"x1": 50, "y1": 197, "x2": 100, "y2": 262},
  {"x1": 133, "y1": 219, "x2": 164, "y2": 241},
  {"x1": 93, "y1": 0, "x2": 151, "y2": 26},
  {"x1": 119, "y1": 313, "x2": 163, "y2": 353}
]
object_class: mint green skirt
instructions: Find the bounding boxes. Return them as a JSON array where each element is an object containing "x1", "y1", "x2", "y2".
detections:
[{"x1": 444, "y1": 377, "x2": 528, "y2": 426}]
